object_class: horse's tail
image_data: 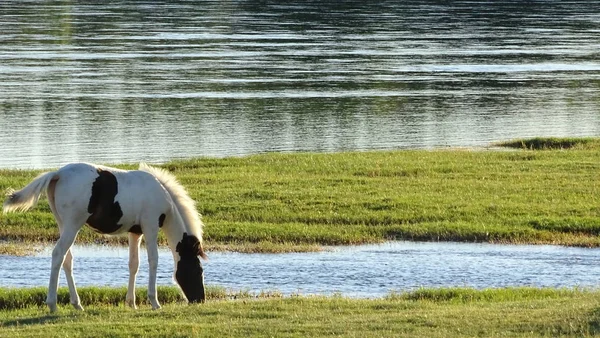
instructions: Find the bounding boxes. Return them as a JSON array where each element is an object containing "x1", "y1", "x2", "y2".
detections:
[
  {"x1": 138, "y1": 163, "x2": 207, "y2": 260},
  {"x1": 3, "y1": 171, "x2": 58, "y2": 213}
]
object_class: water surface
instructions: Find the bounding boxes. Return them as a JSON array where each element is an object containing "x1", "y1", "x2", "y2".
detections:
[
  {"x1": 2, "y1": 242, "x2": 599, "y2": 297},
  {"x1": 1, "y1": 1, "x2": 599, "y2": 168}
]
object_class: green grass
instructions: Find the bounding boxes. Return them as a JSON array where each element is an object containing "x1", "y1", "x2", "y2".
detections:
[
  {"x1": 1, "y1": 287, "x2": 600, "y2": 337},
  {"x1": 0, "y1": 286, "x2": 281, "y2": 311},
  {"x1": 2, "y1": 137, "x2": 600, "y2": 252}
]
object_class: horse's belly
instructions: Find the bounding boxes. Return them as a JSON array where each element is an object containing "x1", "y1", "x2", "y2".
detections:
[{"x1": 86, "y1": 209, "x2": 137, "y2": 235}]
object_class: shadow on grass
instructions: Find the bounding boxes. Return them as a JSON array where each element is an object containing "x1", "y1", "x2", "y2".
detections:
[
  {"x1": 1, "y1": 308, "x2": 101, "y2": 328},
  {"x1": 587, "y1": 307, "x2": 600, "y2": 335},
  {"x1": 2, "y1": 313, "x2": 63, "y2": 327}
]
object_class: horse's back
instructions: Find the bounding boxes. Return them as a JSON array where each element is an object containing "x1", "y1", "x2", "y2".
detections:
[
  {"x1": 55, "y1": 162, "x2": 164, "y2": 196},
  {"x1": 51, "y1": 163, "x2": 170, "y2": 234}
]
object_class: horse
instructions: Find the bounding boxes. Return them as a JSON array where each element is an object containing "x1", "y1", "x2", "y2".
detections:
[{"x1": 2, "y1": 162, "x2": 208, "y2": 312}]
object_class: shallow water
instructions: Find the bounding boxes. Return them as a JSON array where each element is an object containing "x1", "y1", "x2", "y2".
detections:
[
  {"x1": 2, "y1": 242, "x2": 599, "y2": 297},
  {"x1": 1, "y1": 1, "x2": 599, "y2": 168}
]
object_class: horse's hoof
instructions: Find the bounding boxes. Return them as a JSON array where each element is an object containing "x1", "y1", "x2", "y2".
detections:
[
  {"x1": 152, "y1": 304, "x2": 162, "y2": 310},
  {"x1": 72, "y1": 303, "x2": 84, "y2": 311},
  {"x1": 125, "y1": 298, "x2": 137, "y2": 309}
]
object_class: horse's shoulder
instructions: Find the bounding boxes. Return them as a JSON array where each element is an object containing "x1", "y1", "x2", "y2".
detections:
[{"x1": 105, "y1": 169, "x2": 163, "y2": 195}]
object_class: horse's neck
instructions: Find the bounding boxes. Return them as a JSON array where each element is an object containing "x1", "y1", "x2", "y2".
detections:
[{"x1": 161, "y1": 212, "x2": 188, "y2": 256}]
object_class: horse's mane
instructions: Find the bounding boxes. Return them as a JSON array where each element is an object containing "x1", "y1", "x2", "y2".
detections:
[{"x1": 138, "y1": 163, "x2": 204, "y2": 248}]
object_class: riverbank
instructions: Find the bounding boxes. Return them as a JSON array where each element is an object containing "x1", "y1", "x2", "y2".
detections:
[
  {"x1": 0, "y1": 287, "x2": 598, "y2": 337},
  {"x1": 2, "y1": 137, "x2": 600, "y2": 253}
]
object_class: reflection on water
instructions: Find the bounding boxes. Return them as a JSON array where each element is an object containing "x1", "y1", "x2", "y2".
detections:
[
  {"x1": 2, "y1": 242, "x2": 600, "y2": 297},
  {"x1": 1, "y1": 1, "x2": 599, "y2": 168}
]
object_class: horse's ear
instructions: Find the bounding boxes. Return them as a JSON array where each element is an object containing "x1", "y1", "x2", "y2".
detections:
[
  {"x1": 198, "y1": 248, "x2": 208, "y2": 261},
  {"x1": 183, "y1": 232, "x2": 189, "y2": 238},
  {"x1": 195, "y1": 241, "x2": 208, "y2": 260}
]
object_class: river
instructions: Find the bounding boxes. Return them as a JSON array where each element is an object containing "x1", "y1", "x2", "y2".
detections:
[
  {"x1": 2, "y1": 242, "x2": 599, "y2": 297},
  {"x1": 1, "y1": 1, "x2": 599, "y2": 168}
]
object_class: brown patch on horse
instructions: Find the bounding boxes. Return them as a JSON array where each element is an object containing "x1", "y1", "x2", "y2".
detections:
[
  {"x1": 47, "y1": 177, "x2": 60, "y2": 220},
  {"x1": 86, "y1": 169, "x2": 124, "y2": 234},
  {"x1": 128, "y1": 224, "x2": 142, "y2": 235}
]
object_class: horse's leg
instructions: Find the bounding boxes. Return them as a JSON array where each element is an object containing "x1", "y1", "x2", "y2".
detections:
[
  {"x1": 52, "y1": 210, "x2": 83, "y2": 310},
  {"x1": 144, "y1": 226, "x2": 161, "y2": 310},
  {"x1": 46, "y1": 225, "x2": 81, "y2": 313},
  {"x1": 62, "y1": 249, "x2": 83, "y2": 310},
  {"x1": 47, "y1": 180, "x2": 83, "y2": 311},
  {"x1": 126, "y1": 232, "x2": 143, "y2": 309}
]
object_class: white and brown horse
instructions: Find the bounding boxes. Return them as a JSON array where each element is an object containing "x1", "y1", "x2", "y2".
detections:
[{"x1": 3, "y1": 162, "x2": 207, "y2": 312}]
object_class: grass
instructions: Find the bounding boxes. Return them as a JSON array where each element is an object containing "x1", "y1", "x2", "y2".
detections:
[
  {"x1": 0, "y1": 242, "x2": 42, "y2": 256},
  {"x1": 2, "y1": 137, "x2": 600, "y2": 252},
  {"x1": 0, "y1": 286, "x2": 281, "y2": 311},
  {"x1": 495, "y1": 137, "x2": 600, "y2": 150},
  {"x1": 0, "y1": 287, "x2": 600, "y2": 337}
]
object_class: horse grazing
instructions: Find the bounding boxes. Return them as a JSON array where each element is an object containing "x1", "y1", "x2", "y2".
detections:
[{"x1": 3, "y1": 162, "x2": 208, "y2": 312}]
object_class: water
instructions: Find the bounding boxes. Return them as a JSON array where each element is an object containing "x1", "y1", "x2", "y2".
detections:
[
  {"x1": 2, "y1": 242, "x2": 600, "y2": 297},
  {"x1": 1, "y1": 1, "x2": 599, "y2": 168}
]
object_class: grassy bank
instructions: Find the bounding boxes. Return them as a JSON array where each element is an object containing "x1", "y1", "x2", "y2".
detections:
[
  {"x1": 2, "y1": 137, "x2": 600, "y2": 252},
  {"x1": 0, "y1": 286, "x2": 282, "y2": 311},
  {"x1": 0, "y1": 287, "x2": 599, "y2": 337}
]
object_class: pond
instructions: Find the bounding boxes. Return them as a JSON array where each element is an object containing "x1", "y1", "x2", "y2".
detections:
[
  {"x1": 1, "y1": 1, "x2": 599, "y2": 169},
  {"x1": 2, "y1": 242, "x2": 599, "y2": 297}
]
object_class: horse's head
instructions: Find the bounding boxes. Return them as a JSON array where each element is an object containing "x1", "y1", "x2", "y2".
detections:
[{"x1": 175, "y1": 232, "x2": 206, "y2": 303}]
